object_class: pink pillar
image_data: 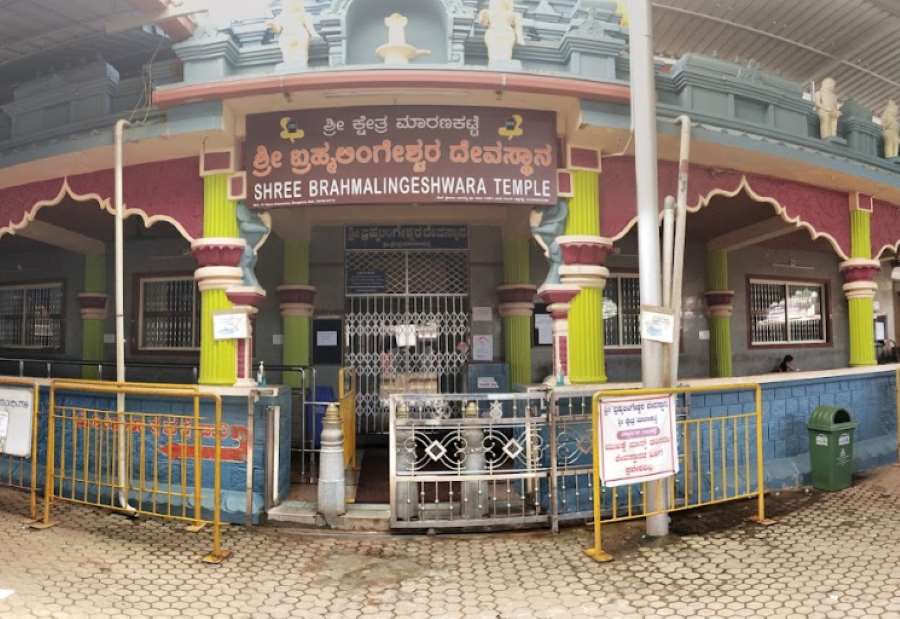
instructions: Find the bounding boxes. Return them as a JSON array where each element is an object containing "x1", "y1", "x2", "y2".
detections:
[{"x1": 537, "y1": 284, "x2": 580, "y2": 383}]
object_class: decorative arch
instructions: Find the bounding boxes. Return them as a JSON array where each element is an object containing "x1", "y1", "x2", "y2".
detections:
[
  {"x1": 871, "y1": 198, "x2": 900, "y2": 259},
  {"x1": 0, "y1": 157, "x2": 203, "y2": 244},
  {"x1": 599, "y1": 156, "x2": 852, "y2": 259}
]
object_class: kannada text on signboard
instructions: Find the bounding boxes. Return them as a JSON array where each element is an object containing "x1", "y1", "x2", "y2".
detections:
[{"x1": 245, "y1": 106, "x2": 558, "y2": 208}]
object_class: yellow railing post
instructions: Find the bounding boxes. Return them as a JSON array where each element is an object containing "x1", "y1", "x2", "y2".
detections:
[
  {"x1": 185, "y1": 393, "x2": 205, "y2": 533},
  {"x1": 29, "y1": 383, "x2": 39, "y2": 520},
  {"x1": 584, "y1": 392, "x2": 613, "y2": 563},
  {"x1": 203, "y1": 394, "x2": 231, "y2": 564},
  {"x1": 751, "y1": 385, "x2": 773, "y2": 525},
  {"x1": 32, "y1": 383, "x2": 57, "y2": 529}
]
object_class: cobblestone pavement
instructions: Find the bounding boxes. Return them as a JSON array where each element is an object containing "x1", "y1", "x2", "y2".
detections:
[{"x1": 1, "y1": 467, "x2": 899, "y2": 618}]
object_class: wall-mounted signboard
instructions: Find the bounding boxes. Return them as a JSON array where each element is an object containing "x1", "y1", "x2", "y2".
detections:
[
  {"x1": 345, "y1": 225, "x2": 468, "y2": 251},
  {"x1": 245, "y1": 106, "x2": 558, "y2": 208}
]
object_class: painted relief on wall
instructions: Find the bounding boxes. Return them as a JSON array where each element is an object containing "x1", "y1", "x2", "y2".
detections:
[{"x1": 244, "y1": 106, "x2": 557, "y2": 208}]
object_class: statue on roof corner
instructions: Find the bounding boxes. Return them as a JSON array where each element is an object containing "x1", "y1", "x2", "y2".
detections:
[
  {"x1": 478, "y1": 0, "x2": 525, "y2": 67},
  {"x1": 268, "y1": 0, "x2": 316, "y2": 72},
  {"x1": 881, "y1": 99, "x2": 899, "y2": 159},
  {"x1": 814, "y1": 78, "x2": 842, "y2": 140}
]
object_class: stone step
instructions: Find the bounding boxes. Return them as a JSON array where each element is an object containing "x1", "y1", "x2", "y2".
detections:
[{"x1": 267, "y1": 500, "x2": 391, "y2": 531}]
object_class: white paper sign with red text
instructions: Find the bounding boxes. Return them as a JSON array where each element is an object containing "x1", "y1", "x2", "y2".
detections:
[{"x1": 598, "y1": 394, "x2": 679, "y2": 487}]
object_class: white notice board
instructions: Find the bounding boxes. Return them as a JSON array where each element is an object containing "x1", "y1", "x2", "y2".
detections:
[
  {"x1": 213, "y1": 311, "x2": 249, "y2": 340},
  {"x1": 598, "y1": 394, "x2": 678, "y2": 487},
  {"x1": 0, "y1": 386, "x2": 33, "y2": 457}
]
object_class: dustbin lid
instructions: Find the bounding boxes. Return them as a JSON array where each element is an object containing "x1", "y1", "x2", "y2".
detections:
[{"x1": 807, "y1": 405, "x2": 857, "y2": 431}]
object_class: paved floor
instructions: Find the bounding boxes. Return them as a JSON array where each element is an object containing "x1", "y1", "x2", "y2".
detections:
[{"x1": 0, "y1": 467, "x2": 899, "y2": 618}]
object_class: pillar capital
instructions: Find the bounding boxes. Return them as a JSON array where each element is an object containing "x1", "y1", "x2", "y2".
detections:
[
  {"x1": 277, "y1": 284, "x2": 316, "y2": 317},
  {"x1": 537, "y1": 283, "x2": 580, "y2": 318},
  {"x1": 77, "y1": 292, "x2": 108, "y2": 320},
  {"x1": 704, "y1": 289, "x2": 735, "y2": 318},
  {"x1": 557, "y1": 236, "x2": 613, "y2": 289},
  {"x1": 840, "y1": 258, "x2": 880, "y2": 300},
  {"x1": 497, "y1": 284, "x2": 537, "y2": 317},
  {"x1": 191, "y1": 237, "x2": 246, "y2": 266},
  {"x1": 226, "y1": 285, "x2": 267, "y2": 314}
]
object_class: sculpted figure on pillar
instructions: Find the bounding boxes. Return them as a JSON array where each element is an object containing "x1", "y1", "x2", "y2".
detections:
[
  {"x1": 236, "y1": 202, "x2": 271, "y2": 290},
  {"x1": 881, "y1": 99, "x2": 899, "y2": 159},
  {"x1": 814, "y1": 78, "x2": 842, "y2": 139},
  {"x1": 530, "y1": 199, "x2": 568, "y2": 287},
  {"x1": 268, "y1": 0, "x2": 317, "y2": 71},
  {"x1": 478, "y1": 0, "x2": 525, "y2": 65}
]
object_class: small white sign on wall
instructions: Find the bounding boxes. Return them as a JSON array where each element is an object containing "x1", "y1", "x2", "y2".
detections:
[
  {"x1": 213, "y1": 311, "x2": 249, "y2": 340},
  {"x1": 472, "y1": 307, "x2": 493, "y2": 322},
  {"x1": 316, "y1": 331, "x2": 338, "y2": 347},
  {"x1": 535, "y1": 313, "x2": 553, "y2": 345},
  {"x1": 472, "y1": 334, "x2": 493, "y2": 361},
  {"x1": 0, "y1": 386, "x2": 33, "y2": 457},
  {"x1": 698, "y1": 330, "x2": 710, "y2": 341}
]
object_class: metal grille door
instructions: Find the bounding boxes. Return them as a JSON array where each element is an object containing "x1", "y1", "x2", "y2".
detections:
[{"x1": 345, "y1": 249, "x2": 470, "y2": 435}]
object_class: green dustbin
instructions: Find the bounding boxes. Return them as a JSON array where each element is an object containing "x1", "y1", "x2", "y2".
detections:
[{"x1": 807, "y1": 406, "x2": 857, "y2": 491}]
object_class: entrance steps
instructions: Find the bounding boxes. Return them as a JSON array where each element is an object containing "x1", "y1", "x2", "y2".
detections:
[{"x1": 267, "y1": 501, "x2": 391, "y2": 531}]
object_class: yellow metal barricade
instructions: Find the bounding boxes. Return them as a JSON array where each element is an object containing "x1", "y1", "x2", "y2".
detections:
[
  {"x1": 585, "y1": 383, "x2": 770, "y2": 562},
  {"x1": 0, "y1": 377, "x2": 41, "y2": 520},
  {"x1": 34, "y1": 380, "x2": 231, "y2": 563},
  {"x1": 339, "y1": 368, "x2": 357, "y2": 471}
]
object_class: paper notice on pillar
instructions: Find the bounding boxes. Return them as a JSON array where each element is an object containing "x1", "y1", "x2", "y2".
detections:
[
  {"x1": 213, "y1": 311, "x2": 249, "y2": 340},
  {"x1": 0, "y1": 386, "x2": 33, "y2": 457},
  {"x1": 640, "y1": 305, "x2": 675, "y2": 344},
  {"x1": 598, "y1": 394, "x2": 678, "y2": 487},
  {"x1": 472, "y1": 334, "x2": 493, "y2": 361}
]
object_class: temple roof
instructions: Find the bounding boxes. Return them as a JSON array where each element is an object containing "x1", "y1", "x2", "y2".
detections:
[{"x1": 652, "y1": 0, "x2": 900, "y2": 110}]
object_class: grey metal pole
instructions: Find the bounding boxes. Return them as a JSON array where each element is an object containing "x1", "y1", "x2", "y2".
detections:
[{"x1": 629, "y1": 0, "x2": 669, "y2": 537}]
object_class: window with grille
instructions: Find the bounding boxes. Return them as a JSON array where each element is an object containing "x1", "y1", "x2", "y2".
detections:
[
  {"x1": 138, "y1": 276, "x2": 200, "y2": 351},
  {"x1": 0, "y1": 282, "x2": 64, "y2": 350},
  {"x1": 603, "y1": 275, "x2": 641, "y2": 349},
  {"x1": 748, "y1": 278, "x2": 827, "y2": 346}
]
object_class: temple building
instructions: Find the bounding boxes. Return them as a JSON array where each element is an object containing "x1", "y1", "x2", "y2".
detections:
[{"x1": 0, "y1": 0, "x2": 898, "y2": 526}]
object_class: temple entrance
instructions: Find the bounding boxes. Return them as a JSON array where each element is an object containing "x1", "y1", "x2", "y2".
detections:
[{"x1": 344, "y1": 238, "x2": 471, "y2": 438}]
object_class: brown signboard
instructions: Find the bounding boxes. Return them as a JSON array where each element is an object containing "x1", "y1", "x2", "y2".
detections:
[{"x1": 244, "y1": 106, "x2": 557, "y2": 208}]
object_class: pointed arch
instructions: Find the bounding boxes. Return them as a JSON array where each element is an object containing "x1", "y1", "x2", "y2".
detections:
[
  {"x1": 599, "y1": 156, "x2": 852, "y2": 259},
  {"x1": 0, "y1": 157, "x2": 203, "y2": 244}
]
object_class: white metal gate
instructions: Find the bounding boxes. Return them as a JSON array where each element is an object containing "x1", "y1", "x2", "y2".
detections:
[{"x1": 345, "y1": 248, "x2": 470, "y2": 435}]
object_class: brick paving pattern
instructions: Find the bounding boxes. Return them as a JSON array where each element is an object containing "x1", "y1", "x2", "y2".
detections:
[{"x1": 0, "y1": 466, "x2": 899, "y2": 618}]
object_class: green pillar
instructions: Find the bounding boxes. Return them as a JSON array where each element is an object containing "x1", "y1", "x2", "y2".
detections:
[
  {"x1": 498, "y1": 238, "x2": 535, "y2": 386},
  {"x1": 844, "y1": 205, "x2": 877, "y2": 367},
  {"x1": 198, "y1": 175, "x2": 239, "y2": 385},
  {"x1": 280, "y1": 239, "x2": 313, "y2": 388},
  {"x1": 79, "y1": 253, "x2": 107, "y2": 379},
  {"x1": 562, "y1": 170, "x2": 607, "y2": 384},
  {"x1": 704, "y1": 249, "x2": 734, "y2": 378}
]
